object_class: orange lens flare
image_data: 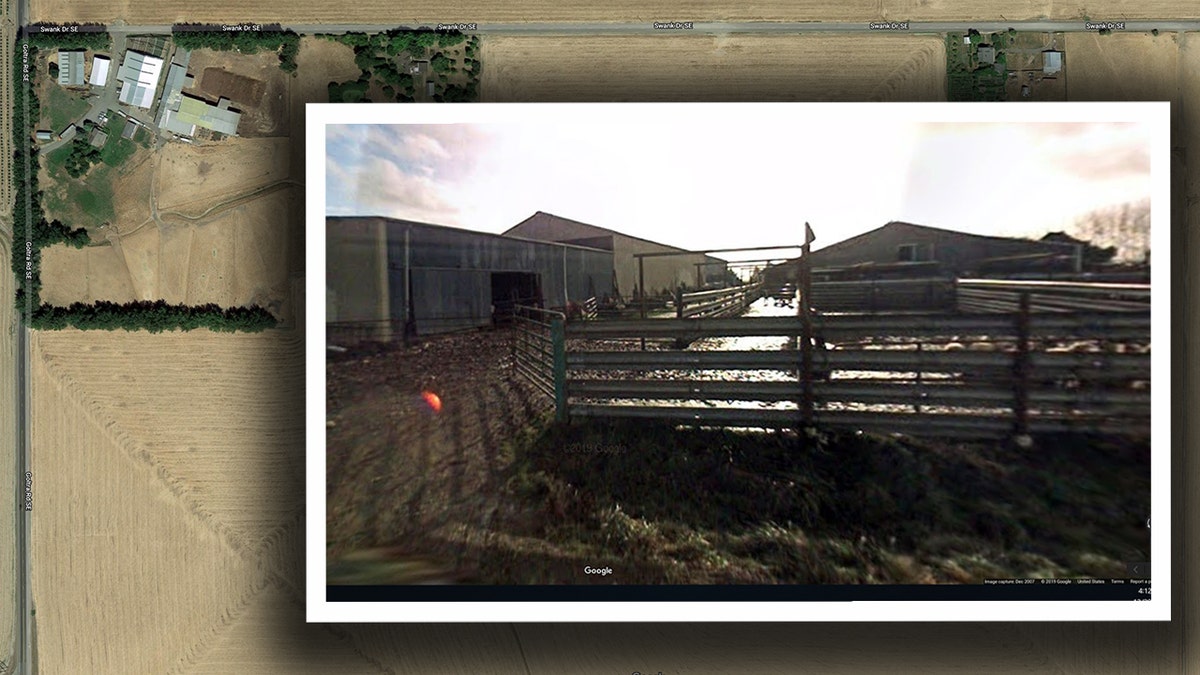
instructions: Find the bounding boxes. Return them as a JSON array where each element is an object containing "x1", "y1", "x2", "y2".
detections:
[{"x1": 421, "y1": 391, "x2": 443, "y2": 413}]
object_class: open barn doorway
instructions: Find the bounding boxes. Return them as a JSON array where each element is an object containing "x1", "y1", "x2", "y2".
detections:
[{"x1": 491, "y1": 272, "x2": 541, "y2": 324}]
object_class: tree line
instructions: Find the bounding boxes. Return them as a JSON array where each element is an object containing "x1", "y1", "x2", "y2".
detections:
[{"x1": 171, "y1": 26, "x2": 301, "y2": 73}]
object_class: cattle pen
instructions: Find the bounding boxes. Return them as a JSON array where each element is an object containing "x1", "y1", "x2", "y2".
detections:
[{"x1": 512, "y1": 279, "x2": 1151, "y2": 442}]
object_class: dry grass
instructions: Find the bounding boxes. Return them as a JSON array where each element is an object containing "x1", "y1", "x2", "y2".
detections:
[
  {"x1": 39, "y1": 243, "x2": 137, "y2": 305},
  {"x1": 481, "y1": 35, "x2": 946, "y2": 102},
  {"x1": 1064, "y1": 32, "x2": 1182, "y2": 133},
  {"x1": 28, "y1": 0, "x2": 1200, "y2": 23},
  {"x1": 155, "y1": 137, "x2": 290, "y2": 214},
  {"x1": 29, "y1": 328, "x2": 315, "y2": 673},
  {"x1": 40, "y1": 136, "x2": 297, "y2": 314}
]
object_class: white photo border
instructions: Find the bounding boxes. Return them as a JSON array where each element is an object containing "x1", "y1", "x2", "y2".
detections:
[{"x1": 306, "y1": 102, "x2": 1171, "y2": 622}]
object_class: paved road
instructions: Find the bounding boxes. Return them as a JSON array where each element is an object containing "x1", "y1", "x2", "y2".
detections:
[
  {"x1": 12, "y1": 323, "x2": 28, "y2": 675},
  {"x1": 83, "y1": 20, "x2": 1200, "y2": 36}
]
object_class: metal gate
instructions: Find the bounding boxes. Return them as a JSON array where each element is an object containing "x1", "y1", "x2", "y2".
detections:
[{"x1": 512, "y1": 305, "x2": 566, "y2": 421}]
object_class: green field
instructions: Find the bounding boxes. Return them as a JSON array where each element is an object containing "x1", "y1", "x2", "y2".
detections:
[
  {"x1": 41, "y1": 84, "x2": 90, "y2": 134},
  {"x1": 41, "y1": 146, "x2": 115, "y2": 231},
  {"x1": 100, "y1": 114, "x2": 137, "y2": 167}
]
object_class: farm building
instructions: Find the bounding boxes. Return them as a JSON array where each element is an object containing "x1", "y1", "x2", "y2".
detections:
[
  {"x1": 327, "y1": 216, "x2": 614, "y2": 340},
  {"x1": 35, "y1": 130, "x2": 52, "y2": 142},
  {"x1": 57, "y1": 50, "x2": 84, "y2": 86},
  {"x1": 1043, "y1": 50, "x2": 1063, "y2": 74},
  {"x1": 88, "y1": 55, "x2": 110, "y2": 87},
  {"x1": 116, "y1": 50, "x2": 164, "y2": 109},
  {"x1": 503, "y1": 211, "x2": 728, "y2": 301},
  {"x1": 171, "y1": 95, "x2": 241, "y2": 136},
  {"x1": 763, "y1": 221, "x2": 1081, "y2": 285}
]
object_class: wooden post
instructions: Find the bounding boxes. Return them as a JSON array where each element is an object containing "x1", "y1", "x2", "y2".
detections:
[
  {"x1": 674, "y1": 286, "x2": 686, "y2": 350},
  {"x1": 800, "y1": 223, "x2": 815, "y2": 430},
  {"x1": 1013, "y1": 291, "x2": 1031, "y2": 440},
  {"x1": 639, "y1": 256, "x2": 646, "y2": 351},
  {"x1": 551, "y1": 316, "x2": 568, "y2": 423}
]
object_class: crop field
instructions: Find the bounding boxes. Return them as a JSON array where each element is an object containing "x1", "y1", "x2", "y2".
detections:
[
  {"x1": 28, "y1": 0, "x2": 1200, "y2": 24},
  {"x1": 481, "y1": 35, "x2": 946, "y2": 102},
  {"x1": 29, "y1": 329, "x2": 326, "y2": 673},
  {"x1": 1064, "y1": 32, "x2": 1182, "y2": 133},
  {"x1": 39, "y1": 243, "x2": 137, "y2": 305}
]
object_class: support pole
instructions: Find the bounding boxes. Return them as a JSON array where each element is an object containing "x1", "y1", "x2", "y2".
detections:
[
  {"x1": 551, "y1": 316, "x2": 567, "y2": 423},
  {"x1": 1013, "y1": 291, "x2": 1032, "y2": 441},
  {"x1": 800, "y1": 223, "x2": 815, "y2": 430},
  {"x1": 639, "y1": 256, "x2": 646, "y2": 351}
]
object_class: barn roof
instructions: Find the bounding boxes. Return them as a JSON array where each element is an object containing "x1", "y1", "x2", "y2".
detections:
[{"x1": 503, "y1": 211, "x2": 726, "y2": 261}]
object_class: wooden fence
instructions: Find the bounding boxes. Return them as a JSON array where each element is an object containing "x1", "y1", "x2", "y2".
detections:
[
  {"x1": 956, "y1": 279, "x2": 1151, "y2": 313},
  {"x1": 810, "y1": 278, "x2": 953, "y2": 313},
  {"x1": 515, "y1": 300, "x2": 1151, "y2": 439},
  {"x1": 672, "y1": 281, "x2": 764, "y2": 319}
]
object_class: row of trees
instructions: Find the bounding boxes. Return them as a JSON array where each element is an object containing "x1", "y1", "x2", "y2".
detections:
[
  {"x1": 33, "y1": 300, "x2": 277, "y2": 332},
  {"x1": 325, "y1": 30, "x2": 479, "y2": 103},
  {"x1": 10, "y1": 40, "x2": 278, "y2": 333},
  {"x1": 171, "y1": 27, "x2": 301, "y2": 73}
]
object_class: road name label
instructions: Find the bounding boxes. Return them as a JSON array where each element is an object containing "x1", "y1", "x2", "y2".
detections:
[
  {"x1": 437, "y1": 23, "x2": 478, "y2": 31},
  {"x1": 25, "y1": 472, "x2": 32, "y2": 511},
  {"x1": 869, "y1": 21, "x2": 909, "y2": 30},
  {"x1": 1085, "y1": 21, "x2": 1125, "y2": 30},
  {"x1": 222, "y1": 24, "x2": 264, "y2": 32},
  {"x1": 654, "y1": 21, "x2": 694, "y2": 30}
]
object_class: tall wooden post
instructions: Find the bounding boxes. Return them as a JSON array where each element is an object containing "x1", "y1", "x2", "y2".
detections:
[
  {"x1": 800, "y1": 222, "x2": 815, "y2": 429},
  {"x1": 1012, "y1": 291, "x2": 1031, "y2": 441},
  {"x1": 638, "y1": 256, "x2": 646, "y2": 351}
]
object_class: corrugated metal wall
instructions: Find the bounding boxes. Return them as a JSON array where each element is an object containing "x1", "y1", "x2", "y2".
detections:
[{"x1": 326, "y1": 217, "x2": 612, "y2": 337}]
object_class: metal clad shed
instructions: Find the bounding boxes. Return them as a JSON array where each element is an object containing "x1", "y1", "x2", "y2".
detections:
[
  {"x1": 89, "y1": 55, "x2": 110, "y2": 86},
  {"x1": 327, "y1": 216, "x2": 614, "y2": 339}
]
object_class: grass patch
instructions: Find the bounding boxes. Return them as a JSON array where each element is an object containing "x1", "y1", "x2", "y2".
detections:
[
  {"x1": 39, "y1": 151, "x2": 116, "y2": 230},
  {"x1": 41, "y1": 84, "x2": 89, "y2": 133},
  {"x1": 99, "y1": 113, "x2": 139, "y2": 167},
  {"x1": 494, "y1": 420, "x2": 1149, "y2": 584}
]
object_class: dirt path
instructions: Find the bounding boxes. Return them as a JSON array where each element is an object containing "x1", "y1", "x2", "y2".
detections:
[{"x1": 325, "y1": 328, "x2": 552, "y2": 578}]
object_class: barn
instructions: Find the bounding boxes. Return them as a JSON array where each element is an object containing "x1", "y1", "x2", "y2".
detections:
[
  {"x1": 764, "y1": 221, "x2": 1081, "y2": 285},
  {"x1": 326, "y1": 216, "x2": 614, "y2": 341},
  {"x1": 502, "y1": 211, "x2": 728, "y2": 302}
]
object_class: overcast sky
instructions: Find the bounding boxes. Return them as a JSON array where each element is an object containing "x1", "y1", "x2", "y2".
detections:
[{"x1": 326, "y1": 119, "x2": 1152, "y2": 262}]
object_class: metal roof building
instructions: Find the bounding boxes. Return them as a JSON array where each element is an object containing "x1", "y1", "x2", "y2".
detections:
[
  {"x1": 156, "y1": 63, "x2": 199, "y2": 136},
  {"x1": 172, "y1": 95, "x2": 241, "y2": 136},
  {"x1": 327, "y1": 216, "x2": 614, "y2": 340},
  {"x1": 1043, "y1": 50, "x2": 1063, "y2": 74},
  {"x1": 503, "y1": 211, "x2": 727, "y2": 302},
  {"x1": 57, "y1": 50, "x2": 84, "y2": 86},
  {"x1": 89, "y1": 55, "x2": 110, "y2": 86},
  {"x1": 117, "y1": 50, "x2": 164, "y2": 109}
]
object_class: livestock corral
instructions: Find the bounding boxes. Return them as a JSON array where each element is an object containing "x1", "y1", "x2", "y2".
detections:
[{"x1": 328, "y1": 277, "x2": 1151, "y2": 585}]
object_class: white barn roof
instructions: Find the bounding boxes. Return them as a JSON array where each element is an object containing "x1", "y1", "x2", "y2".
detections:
[
  {"x1": 89, "y1": 55, "x2": 110, "y2": 87},
  {"x1": 117, "y1": 50, "x2": 164, "y2": 109}
]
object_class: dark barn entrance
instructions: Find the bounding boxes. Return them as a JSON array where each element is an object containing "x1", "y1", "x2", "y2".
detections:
[{"x1": 491, "y1": 272, "x2": 541, "y2": 324}]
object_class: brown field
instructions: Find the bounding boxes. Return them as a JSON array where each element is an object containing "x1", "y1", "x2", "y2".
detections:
[
  {"x1": 482, "y1": 35, "x2": 946, "y2": 102},
  {"x1": 155, "y1": 137, "x2": 291, "y2": 214},
  {"x1": 29, "y1": 329, "x2": 324, "y2": 673},
  {"x1": 184, "y1": 49, "x2": 289, "y2": 138},
  {"x1": 0, "y1": 235, "x2": 14, "y2": 671},
  {"x1": 39, "y1": 243, "x2": 137, "y2": 305},
  {"x1": 27, "y1": 0, "x2": 1200, "y2": 23},
  {"x1": 1064, "y1": 32, "x2": 1182, "y2": 134},
  {"x1": 289, "y1": 37, "x2": 359, "y2": 174},
  {"x1": 39, "y1": 136, "x2": 297, "y2": 316}
]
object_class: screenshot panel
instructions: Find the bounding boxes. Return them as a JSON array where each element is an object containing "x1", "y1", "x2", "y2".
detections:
[{"x1": 307, "y1": 102, "x2": 1170, "y2": 622}]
